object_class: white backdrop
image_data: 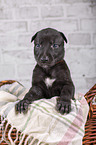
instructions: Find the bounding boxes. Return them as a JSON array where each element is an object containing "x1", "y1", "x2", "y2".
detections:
[{"x1": 0, "y1": 0, "x2": 96, "y2": 94}]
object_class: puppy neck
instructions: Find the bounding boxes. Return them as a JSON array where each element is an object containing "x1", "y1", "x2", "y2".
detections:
[
  {"x1": 56, "y1": 60, "x2": 64, "y2": 65},
  {"x1": 37, "y1": 60, "x2": 64, "y2": 74}
]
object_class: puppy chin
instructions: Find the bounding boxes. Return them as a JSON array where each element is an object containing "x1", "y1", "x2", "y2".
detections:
[
  {"x1": 38, "y1": 62, "x2": 55, "y2": 69},
  {"x1": 39, "y1": 63, "x2": 50, "y2": 68},
  {"x1": 42, "y1": 65, "x2": 49, "y2": 69}
]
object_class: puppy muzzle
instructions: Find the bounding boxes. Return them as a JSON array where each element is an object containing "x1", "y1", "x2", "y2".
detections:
[{"x1": 40, "y1": 56, "x2": 49, "y2": 63}]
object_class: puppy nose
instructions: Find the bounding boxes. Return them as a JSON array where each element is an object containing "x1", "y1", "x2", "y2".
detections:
[{"x1": 40, "y1": 56, "x2": 49, "y2": 63}]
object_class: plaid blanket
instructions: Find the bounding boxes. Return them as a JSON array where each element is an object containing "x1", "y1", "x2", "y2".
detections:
[{"x1": 0, "y1": 82, "x2": 89, "y2": 145}]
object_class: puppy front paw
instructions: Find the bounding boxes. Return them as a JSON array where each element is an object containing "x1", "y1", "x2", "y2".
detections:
[
  {"x1": 56, "y1": 98, "x2": 71, "y2": 114},
  {"x1": 15, "y1": 99, "x2": 30, "y2": 114}
]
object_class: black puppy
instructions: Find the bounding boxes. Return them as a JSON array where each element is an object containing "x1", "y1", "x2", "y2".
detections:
[{"x1": 15, "y1": 28, "x2": 75, "y2": 114}]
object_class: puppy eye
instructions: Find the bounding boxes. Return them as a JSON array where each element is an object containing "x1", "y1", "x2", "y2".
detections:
[
  {"x1": 52, "y1": 44, "x2": 59, "y2": 49},
  {"x1": 35, "y1": 44, "x2": 41, "y2": 48}
]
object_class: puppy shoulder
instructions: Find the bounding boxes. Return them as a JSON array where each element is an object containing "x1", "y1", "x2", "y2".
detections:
[
  {"x1": 32, "y1": 64, "x2": 46, "y2": 82},
  {"x1": 53, "y1": 60, "x2": 71, "y2": 80}
]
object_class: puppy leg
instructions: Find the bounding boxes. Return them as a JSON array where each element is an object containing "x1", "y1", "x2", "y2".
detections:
[
  {"x1": 56, "y1": 83, "x2": 75, "y2": 114},
  {"x1": 15, "y1": 84, "x2": 46, "y2": 113}
]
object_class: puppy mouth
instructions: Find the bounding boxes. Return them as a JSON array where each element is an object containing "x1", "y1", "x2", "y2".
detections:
[
  {"x1": 35, "y1": 55, "x2": 58, "y2": 68},
  {"x1": 38, "y1": 60, "x2": 55, "y2": 68},
  {"x1": 39, "y1": 62, "x2": 52, "y2": 68}
]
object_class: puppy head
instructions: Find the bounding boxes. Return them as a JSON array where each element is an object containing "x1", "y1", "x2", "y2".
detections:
[{"x1": 31, "y1": 28, "x2": 67, "y2": 68}]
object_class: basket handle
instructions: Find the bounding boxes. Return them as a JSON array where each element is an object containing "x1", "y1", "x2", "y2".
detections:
[
  {"x1": 0, "y1": 80, "x2": 16, "y2": 87},
  {"x1": 84, "y1": 84, "x2": 96, "y2": 119}
]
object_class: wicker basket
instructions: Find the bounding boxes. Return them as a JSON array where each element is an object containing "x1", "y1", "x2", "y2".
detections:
[
  {"x1": 0, "y1": 80, "x2": 96, "y2": 145},
  {"x1": 83, "y1": 84, "x2": 96, "y2": 145}
]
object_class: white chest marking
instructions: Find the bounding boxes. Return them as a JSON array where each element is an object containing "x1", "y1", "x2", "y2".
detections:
[{"x1": 44, "y1": 78, "x2": 56, "y2": 88}]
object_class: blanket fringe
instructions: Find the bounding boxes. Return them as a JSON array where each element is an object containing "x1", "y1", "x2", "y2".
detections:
[{"x1": 0, "y1": 115, "x2": 49, "y2": 145}]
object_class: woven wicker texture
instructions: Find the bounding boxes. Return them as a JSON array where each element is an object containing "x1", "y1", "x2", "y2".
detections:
[
  {"x1": 0, "y1": 80, "x2": 18, "y2": 145},
  {"x1": 0, "y1": 80, "x2": 96, "y2": 145},
  {"x1": 83, "y1": 84, "x2": 96, "y2": 145}
]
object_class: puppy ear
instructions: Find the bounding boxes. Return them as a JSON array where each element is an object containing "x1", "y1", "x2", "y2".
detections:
[
  {"x1": 59, "y1": 32, "x2": 67, "y2": 43},
  {"x1": 31, "y1": 32, "x2": 38, "y2": 42}
]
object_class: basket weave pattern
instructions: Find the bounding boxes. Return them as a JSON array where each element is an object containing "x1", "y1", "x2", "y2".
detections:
[
  {"x1": 83, "y1": 84, "x2": 96, "y2": 145},
  {"x1": 0, "y1": 80, "x2": 96, "y2": 145}
]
